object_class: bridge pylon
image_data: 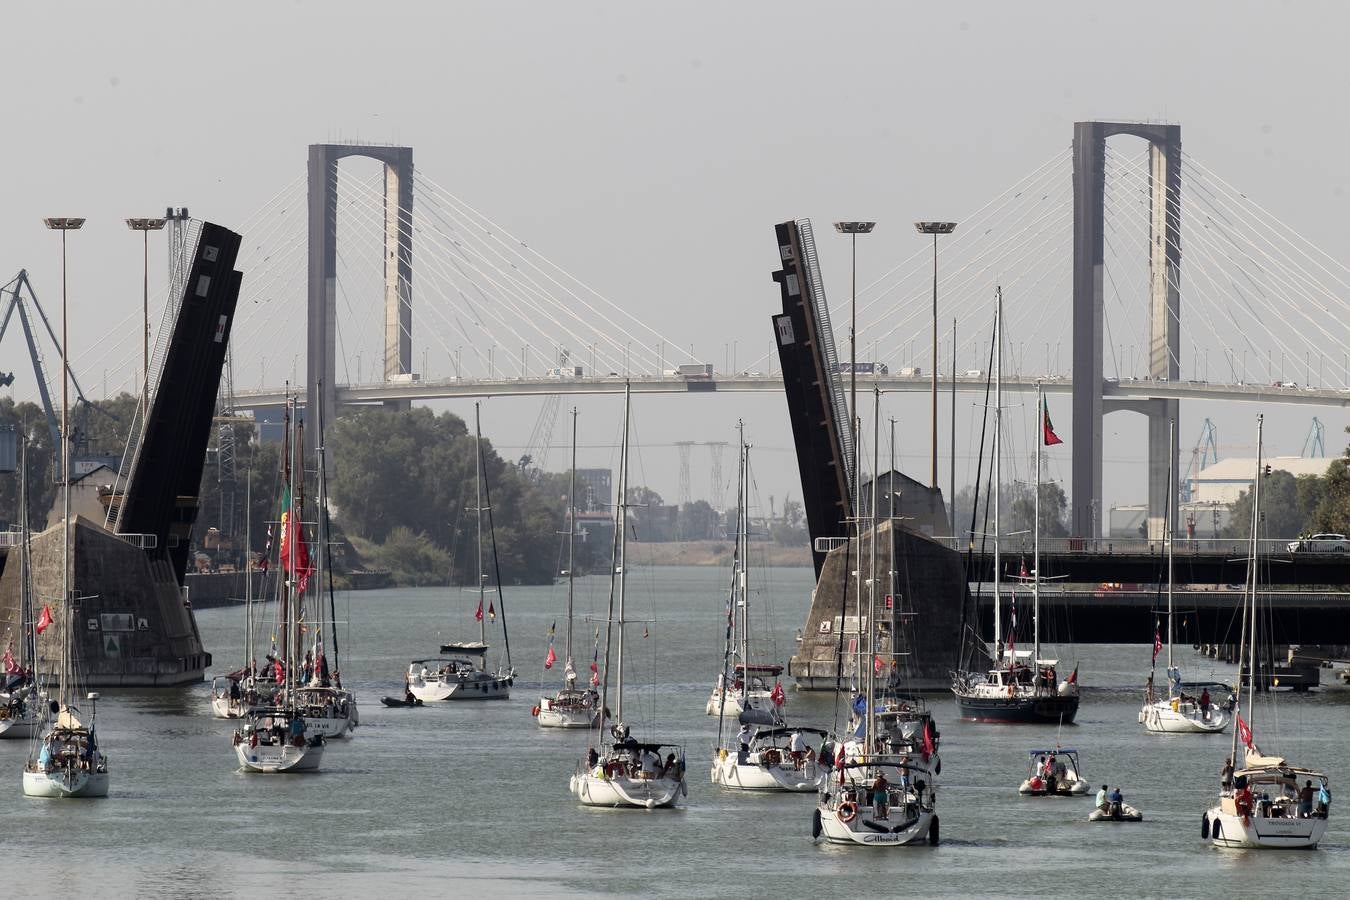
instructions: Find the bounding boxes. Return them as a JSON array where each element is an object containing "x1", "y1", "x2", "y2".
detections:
[
  {"x1": 1072, "y1": 121, "x2": 1181, "y2": 538},
  {"x1": 307, "y1": 143, "x2": 414, "y2": 426}
]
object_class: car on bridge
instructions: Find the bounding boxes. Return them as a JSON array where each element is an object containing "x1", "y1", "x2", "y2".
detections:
[{"x1": 1287, "y1": 533, "x2": 1349, "y2": 553}]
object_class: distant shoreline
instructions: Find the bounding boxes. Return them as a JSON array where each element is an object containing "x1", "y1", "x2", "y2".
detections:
[{"x1": 626, "y1": 540, "x2": 812, "y2": 567}]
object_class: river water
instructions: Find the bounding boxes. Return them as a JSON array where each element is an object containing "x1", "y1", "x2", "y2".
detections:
[{"x1": 2, "y1": 565, "x2": 1347, "y2": 898}]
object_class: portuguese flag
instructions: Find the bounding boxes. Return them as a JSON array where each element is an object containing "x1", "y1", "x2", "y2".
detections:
[
  {"x1": 278, "y1": 485, "x2": 313, "y2": 592},
  {"x1": 1042, "y1": 396, "x2": 1064, "y2": 446}
]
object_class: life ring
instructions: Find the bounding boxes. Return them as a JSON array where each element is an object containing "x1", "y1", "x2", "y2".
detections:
[
  {"x1": 531, "y1": 705, "x2": 540, "y2": 717},
  {"x1": 581, "y1": 694, "x2": 593, "y2": 708},
  {"x1": 838, "y1": 800, "x2": 858, "y2": 823}
]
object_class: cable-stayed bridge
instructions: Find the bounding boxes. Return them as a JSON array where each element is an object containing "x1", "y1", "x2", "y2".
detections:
[{"x1": 194, "y1": 123, "x2": 1350, "y2": 538}]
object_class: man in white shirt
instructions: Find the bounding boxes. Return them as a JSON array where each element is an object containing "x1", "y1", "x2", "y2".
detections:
[{"x1": 788, "y1": 730, "x2": 806, "y2": 769}]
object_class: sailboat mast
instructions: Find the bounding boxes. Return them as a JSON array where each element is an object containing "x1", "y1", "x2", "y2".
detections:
[
  {"x1": 566, "y1": 408, "x2": 577, "y2": 666},
  {"x1": 59, "y1": 228, "x2": 71, "y2": 707},
  {"x1": 475, "y1": 402, "x2": 485, "y2": 651},
  {"x1": 867, "y1": 387, "x2": 880, "y2": 746},
  {"x1": 992, "y1": 289, "x2": 1003, "y2": 660},
  {"x1": 1247, "y1": 414, "x2": 1264, "y2": 729},
  {"x1": 615, "y1": 385, "x2": 631, "y2": 722},
  {"x1": 245, "y1": 474, "x2": 253, "y2": 673},
  {"x1": 737, "y1": 422, "x2": 748, "y2": 695},
  {"x1": 1033, "y1": 381, "x2": 1042, "y2": 671},
  {"x1": 19, "y1": 436, "x2": 34, "y2": 670},
  {"x1": 1166, "y1": 418, "x2": 1175, "y2": 670}
]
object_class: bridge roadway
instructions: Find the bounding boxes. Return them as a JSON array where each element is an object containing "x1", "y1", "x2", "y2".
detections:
[
  {"x1": 971, "y1": 588, "x2": 1350, "y2": 646},
  {"x1": 233, "y1": 373, "x2": 1350, "y2": 410}
]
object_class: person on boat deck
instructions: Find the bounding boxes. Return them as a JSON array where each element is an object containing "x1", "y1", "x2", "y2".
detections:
[
  {"x1": 641, "y1": 749, "x2": 661, "y2": 778},
  {"x1": 1145, "y1": 672, "x2": 1154, "y2": 704},
  {"x1": 1234, "y1": 782, "x2": 1254, "y2": 817},
  {"x1": 1199, "y1": 687, "x2": 1211, "y2": 718},
  {"x1": 1045, "y1": 755, "x2": 1058, "y2": 793},
  {"x1": 662, "y1": 752, "x2": 681, "y2": 778},
  {"x1": 229, "y1": 678, "x2": 242, "y2": 702},
  {"x1": 871, "y1": 773, "x2": 890, "y2": 820},
  {"x1": 1299, "y1": 780, "x2": 1316, "y2": 818},
  {"x1": 587, "y1": 746, "x2": 599, "y2": 769},
  {"x1": 1220, "y1": 758, "x2": 1235, "y2": 791},
  {"x1": 1108, "y1": 786, "x2": 1123, "y2": 817},
  {"x1": 1095, "y1": 784, "x2": 1109, "y2": 812},
  {"x1": 818, "y1": 740, "x2": 834, "y2": 770},
  {"x1": 289, "y1": 716, "x2": 305, "y2": 740},
  {"x1": 737, "y1": 722, "x2": 754, "y2": 753},
  {"x1": 788, "y1": 730, "x2": 807, "y2": 769},
  {"x1": 1317, "y1": 783, "x2": 1331, "y2": 817}
]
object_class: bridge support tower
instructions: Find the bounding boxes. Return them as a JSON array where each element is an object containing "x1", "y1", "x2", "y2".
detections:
[
  {"x1": 307, "y1": 143, "x2": 414, "y2": 425},
  {"x1": 1072, "y1": 122, "x2": 1181, "y2": 538}
]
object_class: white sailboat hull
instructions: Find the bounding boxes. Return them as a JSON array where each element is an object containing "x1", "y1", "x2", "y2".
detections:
[
  {"x1": 570, "y1": 771, "x2": 685, "y2": 808},
  {"x1": 1019, "y1": 776, "x2": 1090, "y2": 796},
  {"x1": 22, "y1": 767, "x2": 109, "y2": 799},
  {"x1": 1139, "y1": 700, "x2": 1229, "y2": 734},
  {"x1": 536, "y1": 697, "x2": 598, "y2": 729},
  {"x1": 710, "y1": 752, "x2": 822, "y2": 792},
  {"x1": 211, "y1": 695, "x2": 248, "y2": 719},
  {"x1": 817, "y1": 802, "x2": 934, "y2": 846},
  {"x1": 1205, "y1": 805, "x2": 1327, "y2": 849},
  {"x1": 0, "y1": 710, "x2": 44, "y2": 740},
  {"x1": 409, "y1": 672, "x2": 511, "y2": 701},
  {"x1": 234, "y1": 740, "x2": 324, "y2": 773}
]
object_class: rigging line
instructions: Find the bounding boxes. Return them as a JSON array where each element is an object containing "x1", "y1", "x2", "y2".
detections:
[
  {"x1": 854, "y1": 148, "x2": 1072, "y2": 313},
  {"x1": 412, "y1": 189, "x2": 662, "y2": 373},
  {"x1": 345, "y1": 175, "x2": 633, "y2": 375},
  {"x1": 859, "y1": 170, "x2": 1073, "y2": 331},
  {"x1": 234, "y1": 171, "x2": 308, "y2": 237},
  {"x1": 1099, "y1": 181, "x2": 1156, "y2": 376},
  {"x1": 1115, "y1": 149, "x2": 1350, "y2": 365},
  {"x1": 1103, "y1": 154, "x2": 1267, "y2": 380},
  {"x1": 414, "y1": 173, "x2": 692, "y2": 365},
  {"x1": 998, "y1": 254, "x2": 1073, "y2": 359},
  {"x1": 1182, "y1": 152, "x2": 1350, "y2": 287},
  {"x1": 872, "y1": 185, "x2": 1073, "y2": 351},
  {"x1": 233, "y1": 228, "x2": 310, "y2": 328},
  {"x1": 406, "y1": 187, "x2": 643, "y2": 372},
  {"x1": 331, "y1": 177, "x2": 519, "y2": 370}
]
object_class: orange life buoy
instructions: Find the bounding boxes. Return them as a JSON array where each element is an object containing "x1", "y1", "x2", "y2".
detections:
[
  {"x1": 531, "y1": 705, "x2": 540, "y2": 717},
  {"x1": 838, "y1": 800, "x2": 858, "y2": 823}
]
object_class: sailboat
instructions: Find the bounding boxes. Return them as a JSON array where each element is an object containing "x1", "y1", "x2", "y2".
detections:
[
  {"x1": 1, "y1": 437, "x2": 47, "y2": 740},
  {"x1": 408, "y1": 402, "x2": 515, "y2": 701},
  {"x1": 211, "y1": 477, "x2": 264, "y2": 719},
  {"x1": 23, "y1": 282, "x2": 109, "y2": 798},
  {"x1": 1203, "y1": 415, "x2": 1330, "y2": 850},
  {"x1": 289, "y1": 397, "x2": 359, "y2": 738},
  {"x1": 951, "y1": 296, "x2": 1079, "y2": 724},
  {"x1": 1139, "y1": 418, "x2": 1230, "y2": 734},
  {"x1": 814, "y1": 387, "x2": 937, "y2": 846},
  {"x1": 570, "y1": 384, "x2": 687, "y2": 809},
  {"x1": 706, "y1": 421, "x2": 787, "y2": 726},
  {"x1": 711, "y1": 424, "x2": 823, "y2": 792},
  {"x1": 536, "y1": 408, "x2": 600, "y2": 729},
  {"x1": 231, "y1": 397, "x2": 325, "y2": 773}
]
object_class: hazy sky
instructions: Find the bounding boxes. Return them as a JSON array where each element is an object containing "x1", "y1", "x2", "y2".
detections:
[{"x1": 3, "y1": 1, "x2": 1347, "y2": 519}]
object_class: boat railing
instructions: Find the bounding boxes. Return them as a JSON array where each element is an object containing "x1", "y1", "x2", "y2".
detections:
[{"x1": 116, "y1": 532, "x2": 158, "y2": 549}]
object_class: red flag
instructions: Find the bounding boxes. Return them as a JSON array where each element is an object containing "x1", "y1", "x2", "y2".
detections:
[
  {"x1": 873, "y1": 655, "x2": 885, "y2": 674},
  {"x1": 1042, "y1": 397, "x2": 1064, "y2": 446},
  {"x1": 488, "y1": 601, "x2": 496, "y2": 623},
  {"x1": 1066, "y1": 664, "x2": 1079, "y2": 686},
  {"x1": 544, "y1": 644, "x2": 557, "y2": 670},
  {"x1": 1019, "y1": 559, "x2": 1029, "y2": 580},
  {"x1": 770, "y1": 682, "x2": 786, "y2": 706},
  {"x1": 475, "y1": 598, "x2": 484, "y2": 622},
  {"x1": 921, "y1": 719, "x2": 936, "y2": 759},
  {"x1": 273, "y1": 658, "x2": 284, "y2": 684},
  {"x1": 278, "y1": 484, "x2": 313, "y2": 591},
  {"x1": 1152, "y1": 630, "x2": 1163, "y2": 663},
  {"x1": 1237, "y1": 714, "x2": 1253, "y2": 749},
  {"x1": 2, "y1": 644, "x2": 19, "y2": 675},
  {"x1": 35, "y1": 605, "x2": 53, "y2": 635}
]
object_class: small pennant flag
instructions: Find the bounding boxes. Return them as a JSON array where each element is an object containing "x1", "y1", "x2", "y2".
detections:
[
  {"x1": 1066, "y1": 663, "x2": 1079, "y2": 686},
  {"x1": 544, "y1": 644, "x2": 557, "y2": 670},
  {"x1": 488, "y1": 601, "x2": 496, "y2": 623},
  {"x1": 35, "y1": 605, "x2": 53, "y2": 635},
  {"x1": 1043, "y1": 396, "x2": 1064, "y2": 446},
  {"x1": 1237, "y1": 714, "x2": 1253, "y2": 749},
  {"x1": 1019, "y1": 559, "x2": 1030, "y2": 580},
  {"x1": 475, "y1": 598, "x2": 484, "y2": 622},
  {"x1": 770, "y1": 682, "x2": 786, "y2": 706},
  {"x1": 2, "y1": 643, "x2": 20, "y2": 675}
]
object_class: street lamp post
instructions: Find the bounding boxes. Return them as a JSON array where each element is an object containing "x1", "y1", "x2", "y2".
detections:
[
  {"x1": 126, "y1": 217, "x2": 166, "y2": 412},
  {"x1": 44, "y1": 216, "x2": 84, "y2": 623},
  {"x1": 833, "y1": 221, "x2": 875, "y2": 515},
  {"x1": 915, "y1": 221, "x2": 957, "y2": 490}
]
